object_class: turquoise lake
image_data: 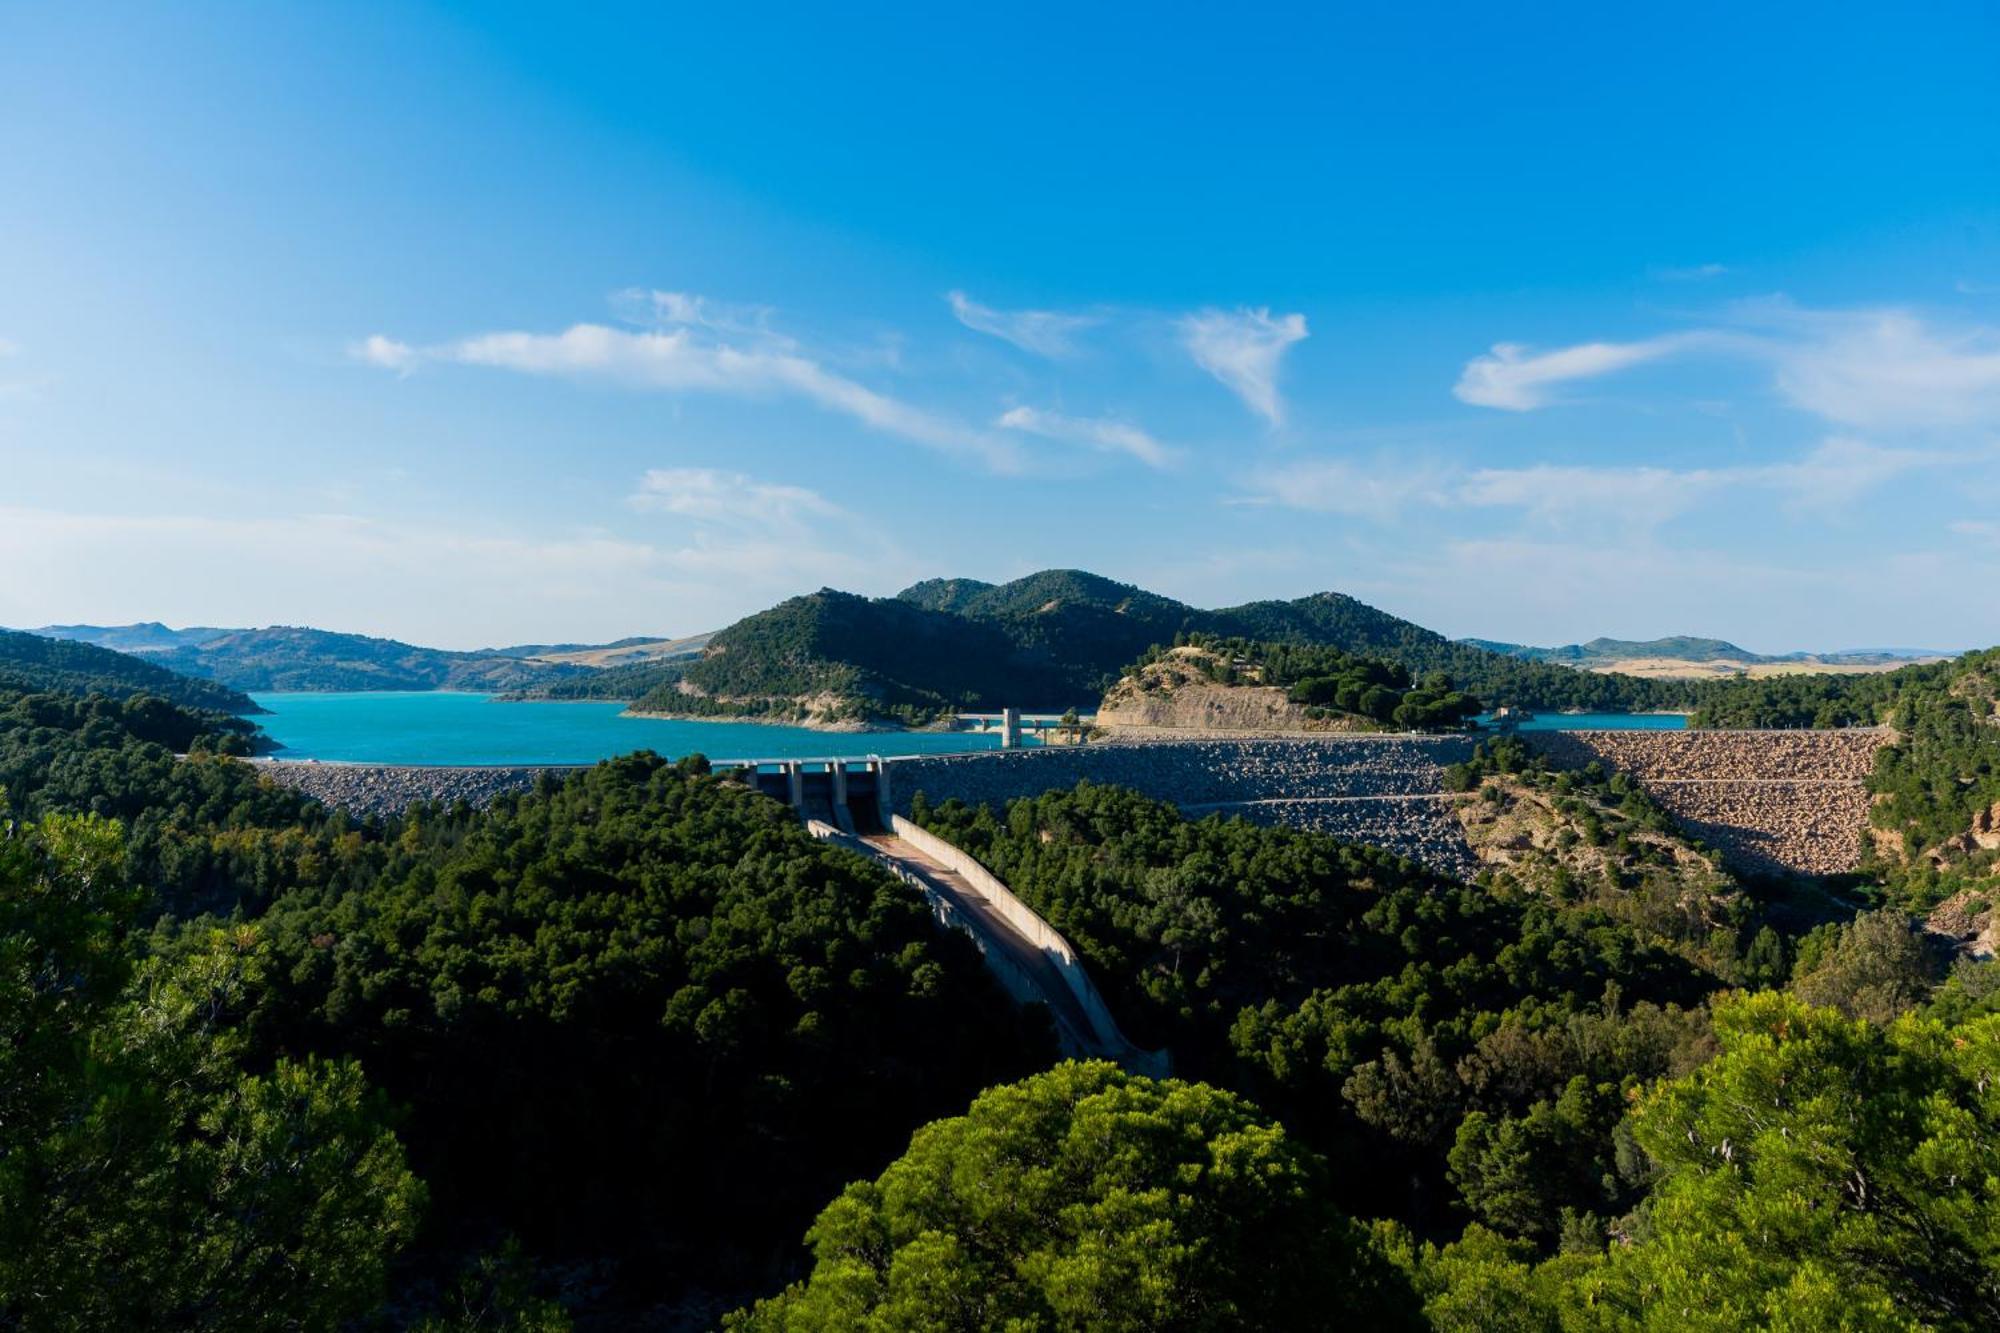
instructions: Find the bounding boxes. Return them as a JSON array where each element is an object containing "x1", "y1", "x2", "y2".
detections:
[
  {"x1": 1478, "y1": 712, "x2": 1688, "y2": 731},
  {"x1": 249, "y1": 692, "x2": 1026, "y2": 766},
  {"x1": 250, "y1": 693, "x2": 1692, "y2": 766}
]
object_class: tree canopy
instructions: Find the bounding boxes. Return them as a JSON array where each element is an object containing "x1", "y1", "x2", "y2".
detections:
[{"x1": 728, "y1": 1060, "x2": 1421, "y2": 1331}]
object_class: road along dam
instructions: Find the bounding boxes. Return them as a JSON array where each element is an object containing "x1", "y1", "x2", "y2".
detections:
[{"x1": 250, "y1": 727, "x2": 1895, "y2": 880}]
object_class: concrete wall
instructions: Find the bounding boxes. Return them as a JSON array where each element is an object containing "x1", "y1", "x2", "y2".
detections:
[
  {"x1": 888, "y1": 815, "x2": 1159, "y2": 1070},
  {"x1": 805, "y1": 820, "x2": 1056, "y2": 1020}
]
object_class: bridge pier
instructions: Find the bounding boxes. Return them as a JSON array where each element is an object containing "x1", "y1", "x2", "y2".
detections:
[
  {"x1": 831, "y1": 762, "x2": 856, "y2": 834},
  {"x1": 1001, "y1": 706, "x2": 1021, "y2": 749}
]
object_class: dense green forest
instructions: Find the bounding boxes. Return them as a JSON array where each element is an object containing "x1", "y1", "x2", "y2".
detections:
[
  {"x1": 0, "y1": 672, "x2": 1051, "y2": 1324},
  {"x1": 0, "y1": 627, "x2": 259, "y2": 713},
  {"x1": 8, "y1": 632, "x2": 2000, "y2": 1326},
  {"x1": 907, "y1": 776, "x2": 1753, "y2": 1250}
]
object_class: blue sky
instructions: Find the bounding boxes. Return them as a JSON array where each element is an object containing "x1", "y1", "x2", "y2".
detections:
[{"x1": 4, "y1": 2, "x2": 1999, "y2": 650}]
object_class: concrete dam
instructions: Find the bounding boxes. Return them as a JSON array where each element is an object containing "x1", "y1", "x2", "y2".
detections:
[{"x1": 254, "y1": 728, "x2": 1893, "y2": 880}]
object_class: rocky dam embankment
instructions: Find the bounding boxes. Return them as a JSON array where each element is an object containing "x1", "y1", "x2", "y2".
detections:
[
  {"x1": 1522, "y1": 729, "x2": 1889, "y2": 876},
  {"x1": 251, "y1": 728, "x2": 1893, "y2": 880},
  {"x1": 249, "y1": 759, "x2": 570, "y2": 816},
  {"x1": 885, "y1": 738, "x2": 1484, "y2": 879}
]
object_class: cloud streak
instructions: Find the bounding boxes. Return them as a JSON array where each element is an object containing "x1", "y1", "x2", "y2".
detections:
[
  {"x1": 996, "y1": 405, "x2": 1175, "y2": 468},
  {"x1": 628, "y1": 467, "x2": 846, "y2": 529},
  {"x1": 1242, "y1": 437, "x2": 1960, "y2": 524},
  {"x1": 354, "y1": 296, "x2": 1020, "y2": 471},
  {"x1": 1179, "y1": 307, "x2": 1308, "y2": 424},
  {"x1": 1455, "y1": 301, "x2": 2000, "y2": 432},
  {"x1": 947, "y1": 291, "x2": 1098, "y2": 358},
  {"x1": 1453, "y1": 334, "x2": 1701, "y2": 410}
]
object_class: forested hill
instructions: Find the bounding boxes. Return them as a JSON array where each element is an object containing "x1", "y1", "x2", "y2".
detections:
[
  {"x1": 146, "y1": 625, "x2": 595, "y2": 692},
  {"x1": 608, "y1": 569, "x2": 1721, "y2": 724},
  {"x1": 0, "y1": 628, "x2": 258, "y2": 713}
]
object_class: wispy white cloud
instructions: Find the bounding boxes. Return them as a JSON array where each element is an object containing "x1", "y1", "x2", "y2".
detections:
[
  {"x1": 1235, "y1": 457, "x2": 1452, "y2": 520},
  {"x1": 947, "y1": 291, "x2": 1098, "y2": 358},
  {"x1": 996, "y1": 405, "x2": 1175, "y2": 469},
  {"x1": 628, "y1": 467, "x2": 844, "y2": 528},
  {"x1": 610, "y1": 288, "x2": 788, "y2": 343},
  {"x1": 1951, "y1": 519, "x2": 2000, "y2": 545},
  {"x1": 354, "y1": 295, "x2": 1020, "y2": 471},
  {"x1": 1654, "y1": 262, "x2": 1730, "y2": 282},
  {"x1": 1241, "y1": 437, "x2": 1961, "y2": 523},
  {"x1": 351, "y1": 334, "x2": 420, "y2": 373},
  {"x1": 1179, "y1": 307, "x2": 1308, "y2": 424},
  {"x1": 1745, "y1": 301, "x2": 2000, "y2": 431},
  {"x1": 1455, "y1": 462, "x2": 1718, "y2": 521},
  {"x1": 1456, "y1": 300, "x2": 2000, "y2": 432},
  {"x1": 1755, "y1": 436, "x2": 1957, "y2": 510},
  {"x1": 1453, "y1": 334, "x2": 1700, "y2": 410}
]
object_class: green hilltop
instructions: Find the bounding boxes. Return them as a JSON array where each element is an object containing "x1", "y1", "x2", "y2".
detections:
[{"x1": 595, "y1": 568, "x2": 1702, "y2": 725}]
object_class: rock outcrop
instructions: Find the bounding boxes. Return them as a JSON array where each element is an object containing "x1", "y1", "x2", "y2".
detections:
[{"x1": 1096, "y1": 648, "x2": 1360, "y2": 735}]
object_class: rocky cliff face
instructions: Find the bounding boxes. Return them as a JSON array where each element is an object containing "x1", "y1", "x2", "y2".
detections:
[
  {"x1": 1097, "y1": 681, "x2": 1351, "y2": 733},
  {"x1": 1095, "y1": 647, "x2": 1365, "y2": 735}
]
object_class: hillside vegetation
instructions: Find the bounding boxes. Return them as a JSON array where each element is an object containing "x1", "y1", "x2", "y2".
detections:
[
  {"x1": 610, "y1": 569, "x2": 1713, "y2": 726},
  {"x1": 0, "y1": 628, "x2": 258, "y2": 713},
  {"x1": 150, "y1": 625, "x2": 594, "y2": 692}
]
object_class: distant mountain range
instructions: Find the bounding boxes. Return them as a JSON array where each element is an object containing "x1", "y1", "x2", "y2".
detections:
[
  {"x1": 1460, "y1": 635, "x2": 1942, "y2": 671},
  {"x1": 32, "y1": 621, "x2": 240, "y2": 654},
  {"x1": 24, "y1": 623, "x2": 708, "y2": 694}
]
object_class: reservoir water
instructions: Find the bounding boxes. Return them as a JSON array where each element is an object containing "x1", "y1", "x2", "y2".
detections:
[
  {"x1": 1478, "y1": 712, "x2": 1688, "y2": 731},
  {"x1": 250, "y1": 691, "x2": 1029, "y2": 766},
  {"x1": 251, "y1": 693, "x2": 1693, "y2": 766}
]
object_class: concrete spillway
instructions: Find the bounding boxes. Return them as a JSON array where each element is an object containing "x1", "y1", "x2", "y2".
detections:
[
  {"x1": 803, "y1": 813, "x2": 1166, "y2": 1076},
  {"x1": 859, "y1": 831, "x2": 1105, "y2": 1048}
]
